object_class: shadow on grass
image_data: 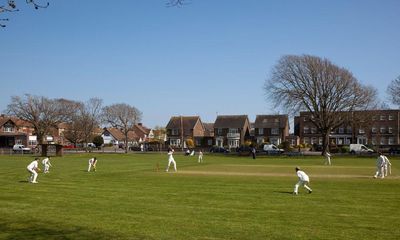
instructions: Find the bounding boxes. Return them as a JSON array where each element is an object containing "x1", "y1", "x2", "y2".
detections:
[
  {"x1": 19, "y1": 180, "x2": 29, "y2": 183},
  {"x1": 0, "y1": 220, "x2": 135, "y2": 240},
  {"x1": 273, "y1": 191, "x2": 293, "y2": 195}
]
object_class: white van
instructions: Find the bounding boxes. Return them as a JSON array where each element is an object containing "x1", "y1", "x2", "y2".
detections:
[
  {"x1": 13, "y1": 144, "x2": 31, "y2": 153},
  {"x1": 263, "y1": 144, "x2": 284, "y2": 154},
  {"x1": 349, "y1": 144, "x2": 374, "y2": 154}
]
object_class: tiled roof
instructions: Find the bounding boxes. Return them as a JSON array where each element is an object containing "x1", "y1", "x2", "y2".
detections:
[
  {"x1": 104, "y1": 128, "x2": 139, "y2": 141},
  {"x1": 166, "y1": 116, "x2": 200, "y2": 130},
  {"x1": 254, "y1": 115, "x2": 288, "y2": 128},
  {"x1": 214, "y1": 115, "x2": 249, "y2": 128}
]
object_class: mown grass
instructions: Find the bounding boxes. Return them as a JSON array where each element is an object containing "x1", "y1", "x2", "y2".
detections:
[{"x1": 0, "y1": 153, "x2": 399, "y2": 240}]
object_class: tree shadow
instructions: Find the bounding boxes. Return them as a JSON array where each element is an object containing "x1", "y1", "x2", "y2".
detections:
[
  {"x1": 0, "y1": 219, "x2": 137, "y2": 240},
  {"x1": 19, "y1": 180, "x2": 29, "y2": 183}
]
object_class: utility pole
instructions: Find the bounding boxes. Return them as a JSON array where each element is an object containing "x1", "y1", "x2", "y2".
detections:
[{"x1": 180, "y1": 115, "x2": 184, "y2": 151}]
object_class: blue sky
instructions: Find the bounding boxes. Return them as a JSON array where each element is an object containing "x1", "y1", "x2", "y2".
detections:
[{"x1": 1, "y1": 0, "x2": 399, "y2": 128}]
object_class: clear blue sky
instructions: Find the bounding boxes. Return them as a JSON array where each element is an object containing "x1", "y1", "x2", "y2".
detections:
[{"x1": 1, "y1": 0, "x2": 399, "y2": 128}]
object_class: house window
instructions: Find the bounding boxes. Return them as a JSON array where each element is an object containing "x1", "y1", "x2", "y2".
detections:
[
  {"x1": 372, "y1": 127, "x2": 377, "y2": 133},
  {"x1": 15, "y1": 139, "x2": 22, "y2": 144},
  {"x1": 228, "y1": 139, "x2": 239, "y2": 148},
  {"x1": 359, "y1": 129, "x2": 365, "y2": 134},
  {"x1": 217, "y1": 128, "x2": 222, "y2": 135},
  {"x1": 372, "y1": 137, "x2": 377, "y2": 145},
  {"x1": 380, "y1": 137, "x2": 386, "y2": 145},
  {"x1": 311, "y1": 127, "x2": 317, "y2": 134},
  {"x1": 388, "y1": 137, "x2": 395, "y2": 145},
  {"x1": 338, "y1": 127, "x2": 344, "y2": 134},
  {"x1": 318, "y1": 137, "x2": 323, "y2": 145},
  {"x1": 380, "y1": 115, "x2": 386, "y2": 121},
  {"x1": 171, "y1": 129, "x2": 179, "y2": 135},
  {"x1": 389, "y1": 115, "x2": 394, "y2": 121},
  {"x1": 303, "y1": 137, "x2": 310, "y2": 144},
  {"x1": 347, "y1": 127, "x2": 352, "y2": 134},
  {"x1": 170, "y1": 139, "x2": 180, "y2": 147},
  {"x1": 195, "y1": 139, "x2": 201, "y2": 146},
  {"x1": 271, "y1": 128, "x2": 279, "y2": 135},
  {"x1": 258, "y1": 128, "x2": 264, "y2": 135},
  {"x1": 274, "y1": 118, "x2": 279, "y2": 123},
  {"x1": 380, "y1": 127, "x2": 386, "y2": 134},
  {"x1": 229, "y1": 128, "x2": 239, "y2": 133},
  {"x1": 4, "y1": 125, "x2": 14, "y2": 132},
  {"x1": 388, "y1": 127, "x2": 393, "y2": 134},
  {"x1": 372, "y1": 115, "x2": 377, "y2": 121},
  {"x1": 311, "y1": 137, "x2": 317, "y2": 144},
  {"x1": 207, "y1": 139, "x2": 213, "y2": 146},
  {"x1": 303, "y1": 127, "x2": 310, "y2": 134}
]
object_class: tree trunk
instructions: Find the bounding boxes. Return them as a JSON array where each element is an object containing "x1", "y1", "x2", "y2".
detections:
[{"x1": 322, "y1": 130, "x2": 330, "y2": 156}]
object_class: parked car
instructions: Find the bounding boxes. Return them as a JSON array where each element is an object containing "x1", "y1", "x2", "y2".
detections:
[
  {"x1": 388, "y1": 147, "x2": 400, "y2": 155},
  {"x1": 209, "y1": 146, "x2": 230, "y2": 153},
  {"x1": 87, "y1": 143, "x2": 96, "y2": 148},
  {"x1": 263, "y1": 144, "x2": 284, "y2": 154},
  {"x1": 13, "y1": 144, "x2": 31, "y2": 153},
  {"x1": 349, "y1": 144, "x2": 374, "y2": 154}
]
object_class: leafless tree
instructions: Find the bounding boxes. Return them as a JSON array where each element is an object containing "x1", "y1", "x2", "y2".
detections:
[
  {"x1": 102, "y1": 103, "x2": 142, "y2": 153},
  {"x1": 265, "y1": 55, "x2": 377, "y2": 154},
  {"x1": 387, "y1": 75, "x2": 400, "y2": 107},
  {"x1": 62, "y1": 98, "x2": 102, "y2": 149},
  {"x1": 6, "y1": 94, "x2": 79, "y2": 155},
  {"x1": 1, "y1": 0, "x2": 49, "y2": 27}
]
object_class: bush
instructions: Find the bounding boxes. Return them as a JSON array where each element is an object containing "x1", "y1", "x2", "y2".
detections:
[
  {"x1": 186, "y1": 138, "x2": 194, "y2": 148},
  {"x1": 92, "y1": 135, "x2": 104, "y2": 147}
]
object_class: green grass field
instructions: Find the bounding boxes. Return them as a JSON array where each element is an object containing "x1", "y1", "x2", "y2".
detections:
[{"x1": 0, "y1": 152, "x2": 399, "y2": 240}]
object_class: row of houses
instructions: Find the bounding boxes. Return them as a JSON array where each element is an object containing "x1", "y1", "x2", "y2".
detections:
[
  {"x1": 0, "y1": 114, "x2": 156, "y2": 149},
  {"x1": 165, "y1": 115, "x2": 290, "y2": 149},
  {"x1": 166, "y1": 109, "x2": 400, "y2": 149},
  {"x1": 2, "y1": 109, "x2": 400, "y2": 150}
]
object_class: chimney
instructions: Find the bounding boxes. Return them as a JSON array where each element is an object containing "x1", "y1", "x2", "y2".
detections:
[{"x1": 138, "y1": 123, "x2": 142, "y2": 126}]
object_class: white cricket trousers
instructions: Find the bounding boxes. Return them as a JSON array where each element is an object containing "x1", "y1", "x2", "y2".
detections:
[
  {"x1": 374, "y1": 166, "x2": 384, "y2": 178},
  {"x1": 294, "y1": 180, "x2": 312, "y2": 194},
  {"x1": 166, "y1": 159, "x2": 177, "y2": 172},
  {"x1": 198, "y1": 155, "x2": 203, "y2": 163},
  {"x1": 44, "y1": 164, "x2": 50, "y2": 173},
  {"x1": 325, "y1": 156, "x2": 331, "y2": 165},
  {"x1": 27, "y1": 168, "x2": 38, "y2": 183}
]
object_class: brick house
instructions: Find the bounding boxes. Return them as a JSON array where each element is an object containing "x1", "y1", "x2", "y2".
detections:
[
  {"x1": 214, "y1": 115, "x2": 251, "y2": 149},
  {"x1": 0, "y1": 115, "x2": 35, "y2": 148},
  {"x1": 296, "y1": 109, "x2": 400, "y2": 147},
  {"x1": 253, "y1": 115, "x2": 289, "y2": 145},
  {"x1": 166, "y1": 116, "x2": 206, "y2": 148}
]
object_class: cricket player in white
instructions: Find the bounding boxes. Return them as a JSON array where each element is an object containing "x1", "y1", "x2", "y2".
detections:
[
  {"x1": 374, "y1": 152, "x2": 386, "y2": 179},
  {"x1": 293, "y1": 167, "x2": 312, "y2": 195},
  {"x1": 88, "y1": 157, "x2": 97, "y2": 172},
  {"x1": 166, "y1": 148, "x2": 177, "y2": 172},
  {"x1": 198, "y1": 150, "x2": 203, "y2": 163},
  {"x1": 27, "y1": 158, "x2": 40, "y2": 183},
  {"x1": 42, "y1": 157, "x2": 52, "y2": 173},
  {"x1": 383, "y1": 155, "x2": 391, "y2": 177},
  {"x1": 324, "y1": 151, "x2": 331, "y2": 165}
]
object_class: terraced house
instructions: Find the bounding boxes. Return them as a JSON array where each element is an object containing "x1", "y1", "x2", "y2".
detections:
[
  {"x1": 253, "y1": 115, "x2": 289, "y2": 145},
  {"x1": 295, "y1": 109, "x2": 400, "y2": 148}
]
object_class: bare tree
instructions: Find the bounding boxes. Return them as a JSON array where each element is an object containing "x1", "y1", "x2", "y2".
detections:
[
  {"x1": 265, "y1": 55, "x2": 377, "y2": 154},
  {"x1": 62, "y1": 98, "x2": 102, "y2": 150},
  {"x1": 7, "y1": 94, "x2": 79, "y2": 155},
  {"x1": 387, "y1": 75, "x2": 400, "y2": 107},
  {"x1": 102, "y1": 103, "x2": 142, "y2": 153},
  {"x1": 1, "y1": 0, "x2": 49, "y2": 27}
]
